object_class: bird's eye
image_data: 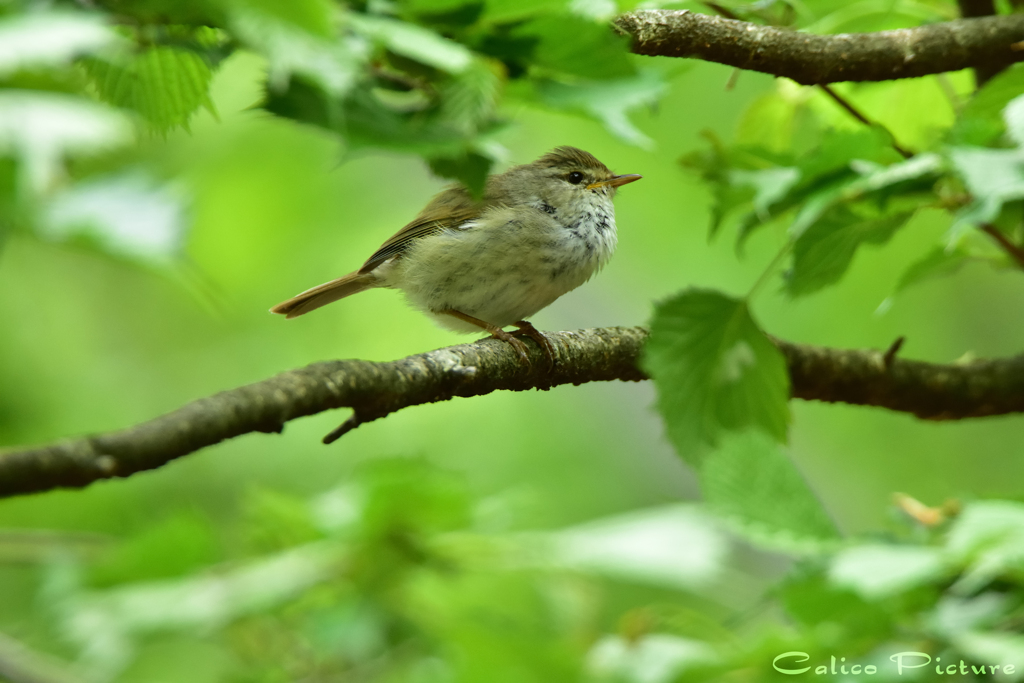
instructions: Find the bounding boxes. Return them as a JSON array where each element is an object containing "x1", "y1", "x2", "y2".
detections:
[{"x1": 567, "y1": 171, "x2": 585, "y2": 185}]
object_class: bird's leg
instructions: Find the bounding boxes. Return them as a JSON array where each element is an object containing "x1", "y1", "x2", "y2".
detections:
[
  {"x1": 511, "y1": 320, "x2": 556, "y2": 368},
  {"x1": 440, "y1": 309, "x2": 530, "y2": 365}
]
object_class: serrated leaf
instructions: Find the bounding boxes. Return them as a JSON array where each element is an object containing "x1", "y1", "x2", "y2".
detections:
[
  {"x1": 950, "y1": 63, "x2": 1024, "y2": 146},
  {"x1": 841, "y1": 152, "x2": 943, "y2": 199},
  {"x1": 83, "y1": 47, "x2": 214, "y2": 131},
  {"x1": 438, "y1": 58, "x2": 502, "y2": 134},
  {"x1": 787, "y1": 205, "x2": 913, "y2": 297},
  {"x1": 514, "y1": 14, "x2": 634, "y2": 80},
  {"x1": 531, "y1": 69, "x2": 666, "y2": 147},
  {"x1": 644, "y1": 289, "x2": 790, "y2": 464},
  {"x1": 0, "y1": 12, "x2": 118, "y2": 77},
  {"x1": 679, "y1": 139, "x2": 791, "y2": 238},
  {"x1": 701, "y1": 430, "x2": 839, "y2": 548}
]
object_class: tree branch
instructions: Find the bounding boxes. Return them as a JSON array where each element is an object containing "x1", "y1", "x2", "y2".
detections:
[
  {"x1": 615, "y1": 9, "x2": 1024, "y2": 84},
  {"x1": 981, "y1": 223, "x2": 1024, "y2": 269},
  {"x1": 1, "y1": 328, "x2": 1023, "y2": 499},
  {"x1": 957, "y1": 0, "x2": 1001, "y2": 85}
]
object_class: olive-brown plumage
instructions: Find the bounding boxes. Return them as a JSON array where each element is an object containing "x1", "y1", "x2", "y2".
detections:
[{"x1": 271, "y1": 147, "x2": 641, "y2": 362}]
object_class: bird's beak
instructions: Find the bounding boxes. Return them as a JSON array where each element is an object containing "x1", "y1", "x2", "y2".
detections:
[{"x1": 587, "y1": 174, "x2": 643, "y2": 190}]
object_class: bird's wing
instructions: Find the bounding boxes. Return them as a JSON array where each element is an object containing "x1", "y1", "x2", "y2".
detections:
[{"x1": 358, "y1": 186, "x2": 483, "y2": 274}]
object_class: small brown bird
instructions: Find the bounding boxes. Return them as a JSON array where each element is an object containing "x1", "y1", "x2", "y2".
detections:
[{"x1": 271, "y1": 147, "x2": 641, "y2": 362}]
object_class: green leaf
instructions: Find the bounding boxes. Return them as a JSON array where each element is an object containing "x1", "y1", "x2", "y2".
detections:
[
  {"x1": 83, "y1": 47, "x2": 214, "y2": 131},
  {"x1": 513, "y1": 14, "x2": 634, "y2": 80},
  {"x1": 39, "y1": 173, "x2": 189, "y2": 264},
  {"x1": 829, "y1": 544, "x2": 944, "y2": 599},
  {"x1": 1004, "y1": 93, "x2": 1024, "y2": 148},
  {"x1": 947, "y1": 146, "x2": 1024, "y2": 230},
  {"x1": 530, "y1": 69, "x2": 666, "y2": 147},
  {"x1": 679, "y1": 137, "x2": 791, "y2": 238},
  {"x1": 428, "y1": 150, "x2": 493, "y2": 198},
  {"x1": 894, "y1": 245, "x2": 970, "y2": 295},
  {"x1": 644, "y1": 289, "x2": 790, "y2": 464},
  {"x1": 945, "y1": 501, "x2": 1024, "y2": 593},
  {"x1": 949, "y1": 63, "x2": 1024, "y2": 146},
  {"x1": 540, "y1": 505, "x2": 728, "y2": 590},
  {"x1": 232, "y1": 9, "x2": 366, "y2": 96},
  {"x1": 349, "y1": 14, "x2": 474, "y2": 74},
  {"x1": 0, "y1": 91, "x2": 130, "y2": 194},
  {"x1": 701, "y1": 430, "x2": 839, "y2": 547},
  {"x1": 787, "y1": 205, "x2": 913, "y2": 297},
  {"x1": 236, "y1": 0, "x2": 335, "y2": 37},
  {"x1": 0, "y1": 12, "x2": 118, "y2": 77}
]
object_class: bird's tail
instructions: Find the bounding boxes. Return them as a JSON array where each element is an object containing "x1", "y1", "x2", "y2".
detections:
[{"x1": 270, "y1": 272, "x2": 378, "y2": 319}]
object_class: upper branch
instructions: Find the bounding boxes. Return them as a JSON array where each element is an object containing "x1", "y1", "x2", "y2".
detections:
[
  {"x1": 614, "y1": 9, "x2": 1024, "y2": 84},
  {"x1": 0, "y1": 327, "x2": 1022, "y2": 499}
]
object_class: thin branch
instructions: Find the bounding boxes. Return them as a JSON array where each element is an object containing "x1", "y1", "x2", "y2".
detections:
[
  {"x1": 614, "y1": 10, "x2": 1024, "y2": 84},
  {"x1": 981, "y1": 223, "x2": 1024, "y2": 269},
  {"x1": 2, "y1": 328, "x2": 1024, "y2": 499},
  {"x1": 817, "y1": 84, "x2": 914, "y2": 158}
]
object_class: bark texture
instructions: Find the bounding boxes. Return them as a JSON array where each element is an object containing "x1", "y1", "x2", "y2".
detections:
[
  {"x1": 615, "y1": 10, "x2": 1024, "y2": 84},
  {"x1": 1, "y1": 328, "x2": 1022, "y2": 499}
]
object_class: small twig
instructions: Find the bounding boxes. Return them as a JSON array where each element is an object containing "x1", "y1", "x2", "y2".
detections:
[
  {"x1": 883, "y1": 336, "x2": 906, "y2": 370},
  {"x1": 981, "y1": 223, "x2": 1024, "y2": 269},
  {"x1": 725, "y1": 68, "x2": 740, "y2": 90},
  {"x1": 324, "y1": 414, "x2": 360, "y2": 444},
  {"x1": 818, "y1": 84, "x2": 914, "y2": 158}
]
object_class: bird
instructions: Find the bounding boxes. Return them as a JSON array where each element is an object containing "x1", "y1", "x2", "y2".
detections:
[{"x1": 270, "y1": 146, "x2": 641, "y2": 364}]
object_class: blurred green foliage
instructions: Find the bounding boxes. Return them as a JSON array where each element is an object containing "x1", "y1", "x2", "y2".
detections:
[{"x1": 0, "y1": 0, "x2": 1023, "y2": 680}]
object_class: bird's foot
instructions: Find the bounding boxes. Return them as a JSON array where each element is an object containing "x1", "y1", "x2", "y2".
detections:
[
  {"x1": 487, "y1": 328, "x2": 531, "y2": 365},
  {"x1": 439, "y1": 308, "x2": 531, "y2": 366},
  {"x1": 511, "y1": 321, "x2": 556, "y2": 369}
]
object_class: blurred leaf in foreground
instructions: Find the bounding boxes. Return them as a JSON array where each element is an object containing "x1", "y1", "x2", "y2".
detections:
[
  {"x1": 0, "y1": 91, "x2": 131, "y2": 195},
  {"x1": 0, "y1": 12, "x2": 118, "y2": 77},
  {"x1": 701, "y1": 430, "x2": 839, "y2": 548},
  {"x1": 40, "y1": 173, "x2": 189, "y2": 265}
]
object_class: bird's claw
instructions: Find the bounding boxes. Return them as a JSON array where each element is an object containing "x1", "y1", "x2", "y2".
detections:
[
  {"x1": 512, "y1": 321, "x2": 556, "y2": 370},
  {"x1": 488, "y1": 328, "x2": 531, "y2": 366}
]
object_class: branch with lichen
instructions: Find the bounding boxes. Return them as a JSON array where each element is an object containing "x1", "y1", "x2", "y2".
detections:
[
  {"x1": 614, "y1": 9, "x2": 1024, "y2": 84},
  {"x1": 1, "y1": 327, "x2": 1022, "y2": 499}
]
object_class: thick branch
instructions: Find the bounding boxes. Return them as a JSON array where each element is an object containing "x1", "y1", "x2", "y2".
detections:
[
  {"x1": 615, "y1": 9, "x2": 1024, "y2": 84},
  {"x1": 1, "y1": 327, "x2": 1023, "y2": 499}
]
